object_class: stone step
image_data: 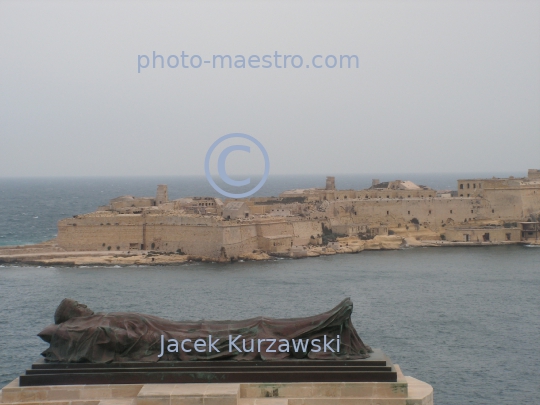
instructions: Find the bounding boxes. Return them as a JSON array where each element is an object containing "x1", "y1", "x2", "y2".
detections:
[
  {"x1": 286, "y1": 400, "x2": 406, "y2": 405},
  {"x1": 1, "y1": 377, "x2": 432, "y2": 405},
  {"x1": 98, "y1": 400, "x2": 135, "y2": 405},
  {"x1": 239, "y1": 399, "x2": 289, "y2": 405},
  {"x1": 136, "y1": 383, "x2": 239, "y2": 405},
  {"x1": 0, "y1": 401, "x2": 99, "y2": 405},
  {"x1": 0, "y1": 379, "x2": 142, "y2": 404},
  {"x1": 239, "y1": 382, "x2": 407, "y2": 399}
]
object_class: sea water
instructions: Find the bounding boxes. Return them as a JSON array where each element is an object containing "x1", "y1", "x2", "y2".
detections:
[{"x1": 0, "y1": 175, "x2": 538, "y2": 405}]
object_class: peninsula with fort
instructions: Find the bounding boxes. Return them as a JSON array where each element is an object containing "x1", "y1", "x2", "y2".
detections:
[{"x1": 1, "y1": 169, "x2": 539, "y2": 266}]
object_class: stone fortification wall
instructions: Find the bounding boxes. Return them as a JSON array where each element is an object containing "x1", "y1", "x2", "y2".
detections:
[
  {"x1": 444, "y1": 227, "x2": 521, "y2": 242},
  {"x1": 292, "y1": 220, "x2": 323, "y2": 245},
  {"x1": 326, "y1": 190, "x2": 539, "y2": 231},
  {"x1": 327, "y1": 198, "x2": 481, "y2": 230},
  {"x1": 57, "y1": 215, "x2": 224, "y2": 256},
  {"x1": 144, "y1": 224, "x2": 223, "y2": 257},
  {"x1": 478, "y1": 189, "x2": 525, "y2": 219},
  {"x1": 518, "y1": 185, "x2": 540, "y2": 218},
  {"x1": 58, "y1": 216, "x2": 145, "y2": 252},
  {"x1": 58, "y1": 214, "x2": 323, "y2": 259},
  {"x1": 222, "y1": 224, "x2": 259, "y2": 259}
]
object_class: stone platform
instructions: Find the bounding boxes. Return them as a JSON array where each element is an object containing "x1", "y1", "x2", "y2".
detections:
[
  {"x1": 19, "y1": 350, "x2": 397, "y2": 387},
  {"x1": 0, "y1": 365, "x2": 433, "y2": 405}
]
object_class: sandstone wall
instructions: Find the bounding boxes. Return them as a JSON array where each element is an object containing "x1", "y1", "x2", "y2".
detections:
[
  {"x1": 519, "y1": 187, "x2": 540, "y2": 218},
  {"x1": 292, "y1": 220, "x2": 323, "y2": 245},
  {"x1": 326, "y1": 193, "x2": 538, "y2": 232},
  {"x1": 222, "y1": 224, "x2": 259, "y2": 259},
  {"x1": 58, "y1": 216, "x2": 225, "y2": 257},
  {"x1": 58, "y1": 215, "x2": 323, "y2": 259},
  {"x1": 444, "y1": 227, "x2": 521, "y2": 242},
  {"x1": 328, "y1": 198, "x2": 480, "y2": 230}
]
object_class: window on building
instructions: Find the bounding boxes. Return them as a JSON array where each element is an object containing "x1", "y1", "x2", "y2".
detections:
[
  {"x1": 450, "y1": 210, "x2": 453, "y2": 214},
  {"x1": 408, "y1": 211, "x2": 410, "y2": 215},
  {"x1": 473, "y1": 184, "x2": 476, "y2": 188},
  {"x1": 506, "y1": 233, "x2": 511, "y2": 241},
  {"x1": 387, "y1": 211, "x2": 389, "y2": 215},
  {"x1": 492, "y1": 209, "x2": 494, "y2": 213},
  {"x1": 471, "y1": 210, "x2": 473, "y2": 213},
  {"x1": 429, "y1": 210, "x2": 432, "y2": 214},
  {"x1": 460, "y1": 184, "x2": 464, "y2": 189},
  {"x1": 467, "y1": 183, "x2": 470, "y2": 188}
]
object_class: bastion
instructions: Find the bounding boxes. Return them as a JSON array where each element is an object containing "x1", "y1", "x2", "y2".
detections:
[
  {"x1": 57, "y1": 169, "x2": 540, "y2": 257},
  {"x1": 1, "y1": 169, "x2": 538, "y2": 264}
]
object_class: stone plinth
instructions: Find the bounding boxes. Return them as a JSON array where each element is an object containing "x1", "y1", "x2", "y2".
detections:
[{"x1": 0, "y1": 365, "x2": 433, "y2": 405}]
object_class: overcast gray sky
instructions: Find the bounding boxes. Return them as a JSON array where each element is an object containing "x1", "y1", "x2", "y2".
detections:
[{"x1": 1, "y1": 0, "x2": 539, "y2": 177}]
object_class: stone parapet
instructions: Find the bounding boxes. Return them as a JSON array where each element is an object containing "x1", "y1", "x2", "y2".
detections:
[{"x1": 1, "y1": 367, "x2": 433, "y2": 405}]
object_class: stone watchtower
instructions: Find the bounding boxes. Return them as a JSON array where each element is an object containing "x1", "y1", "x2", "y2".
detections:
[
  {"x1": 156, "y1": 185, "x2": 168, "y2": 205},
  {"x1": 326, "y1": 176, "x2": 336, "y2": 190}
]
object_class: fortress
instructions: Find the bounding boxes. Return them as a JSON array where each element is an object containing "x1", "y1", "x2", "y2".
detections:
[{"x1": 56, "y1": 169, "x2": 540, "y2": 260}]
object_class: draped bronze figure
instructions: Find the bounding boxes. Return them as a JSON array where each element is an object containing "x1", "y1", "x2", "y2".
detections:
[{"x1": 38, "y1": 298, "x2": 371, "y2": 363}]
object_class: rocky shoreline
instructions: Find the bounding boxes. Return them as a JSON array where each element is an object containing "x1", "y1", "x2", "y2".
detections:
[{"x1": 0, "y1": 236, "x2": 534, "y2": 267}]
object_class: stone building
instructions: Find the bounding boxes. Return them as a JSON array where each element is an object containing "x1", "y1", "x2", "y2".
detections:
[{"x1": 223, "y1": 202, "x2": 250, "y2": 219}]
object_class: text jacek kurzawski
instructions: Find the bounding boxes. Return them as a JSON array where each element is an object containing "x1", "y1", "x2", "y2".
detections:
[{"x1": 158, "y1": 335, "x2": 341, "y2": 357}]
